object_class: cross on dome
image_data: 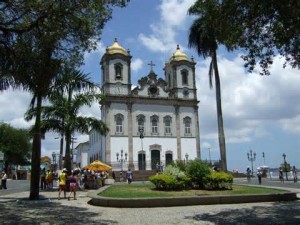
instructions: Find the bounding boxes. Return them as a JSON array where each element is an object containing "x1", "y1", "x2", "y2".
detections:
[{"x1": 148, "y1": 61, "x2": 155, "y2": 71}]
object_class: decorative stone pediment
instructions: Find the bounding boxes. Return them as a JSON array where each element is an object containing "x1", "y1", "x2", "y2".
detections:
[
  {"x1": 149, "y1": 144, "x2": 162, "y2": 151},
  {"x1": 132, "y1": 70, "x2": 169, "y2": 97}
]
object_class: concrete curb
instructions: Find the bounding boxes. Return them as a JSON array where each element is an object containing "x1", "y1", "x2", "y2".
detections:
[{"x1": 88, "y1": 187, "x2": 298, "y2": 208}]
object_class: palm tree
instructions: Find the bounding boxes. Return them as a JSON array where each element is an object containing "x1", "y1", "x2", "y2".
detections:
[
  {"x1": 8, "y1": 34, "x2": 61, "y2": 200},
  {"x1": 188, "y1": 2, "x2": 227, "y2": 172},
  {"x1": 26, "y1": 67, "x2": 108, "y2": 172}
]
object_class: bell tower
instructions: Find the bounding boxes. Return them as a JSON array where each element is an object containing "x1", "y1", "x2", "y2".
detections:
[
  {"x1": 164, "y1": 45, "x2": 196, "y2": 99},
  {"x1": 100, "y1": 38, "x2": 132, "y2": 96}
]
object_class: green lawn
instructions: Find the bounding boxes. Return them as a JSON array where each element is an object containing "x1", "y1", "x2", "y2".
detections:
[{"x1": 98, "y1": 183, "x2": 286, "y2": 198}]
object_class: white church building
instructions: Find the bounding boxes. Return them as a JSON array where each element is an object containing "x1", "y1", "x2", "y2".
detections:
[{"x1": 77, "y1": 39, "x2": 201, "y2": 171}]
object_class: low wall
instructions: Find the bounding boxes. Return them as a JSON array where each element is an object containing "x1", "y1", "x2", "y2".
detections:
[{"x1": 88, "y1": 191, "x2": 298, "y2": 208}]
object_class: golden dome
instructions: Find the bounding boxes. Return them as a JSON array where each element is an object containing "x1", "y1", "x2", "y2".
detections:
[
  {"x1": 106, "y1": 38, "x2": 128, "y2": 55},
  {"x1": 170, "y1": 45, "x2": 189, "y2": 61}
]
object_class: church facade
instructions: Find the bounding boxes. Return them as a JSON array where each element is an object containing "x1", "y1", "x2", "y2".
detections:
[{"x1": 99, "y1": 39, "x2": 200, "y2": 171}]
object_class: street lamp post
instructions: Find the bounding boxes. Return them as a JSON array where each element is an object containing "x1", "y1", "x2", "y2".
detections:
[
  {"x1": 185, "y1": 153, "x2": 189, "y2": 164},
  {"x1": 282, "y1": 153, "x2": 288, "y2": 181},
  {"x1": 55, "y1": 134, "x2": 64, "y2": 170},
  {"x1": 262, "y1": 152, "x2": 265, "y2": 165},
  {"x1": 208, "y1": 147, "x2": 212, "y2": 165},
  {"x1": 116, "y1": 149, "x2": 127, "y2": 181},
  {"x1": 139, "y1": 127, "x2": 145, "y2": 170},
  {"x1": 71, "y1": 137, "x2": 77, "y2": 169},
  {"x1": 52, "y1": 152, "x2": 56, "y2": 170},
  {"x1": 247, "y1": 149, "x2": 256, "y2": 176}
]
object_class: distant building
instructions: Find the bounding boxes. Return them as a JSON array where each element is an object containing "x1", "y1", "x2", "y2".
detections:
[{"x1": 74, "y1": 141, "x2": 89, "y2": 168}]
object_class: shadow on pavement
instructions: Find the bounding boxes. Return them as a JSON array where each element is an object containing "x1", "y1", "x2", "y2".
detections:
[
  {"x1": 186, "y1": 201, "x2": 300, "y2": 225},
  {"x1": 0, "y1": 199, "x2": 117, "y2": 225}
]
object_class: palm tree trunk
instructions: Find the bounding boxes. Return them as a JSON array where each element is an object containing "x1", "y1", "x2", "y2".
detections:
[
  {"x1": 59, "y1": 133, "x2": 64, "y2": 170},
  {"x1": 63, "y1": 130, "x2": 71, "y2": 172},
  {"x1": 29, "y1": 94, "x2": 42, "y2": 200},
  {"x1": 212, "y1": 51, "x2": 227, "y2": 172}
]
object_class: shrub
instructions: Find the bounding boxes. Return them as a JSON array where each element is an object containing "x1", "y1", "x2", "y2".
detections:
[
  {"x1": 169, "y1": 160, "x2": 187, "y2": 172},
  {"x1": 186, "y1": 159, "x2": 212, "y2": 189},
  {"x1": 204, "y1": 171, "x2": 233, "y2": 190},
  {"x1": 164, "y1": 164, "x2": 186, "y2": 180},
  {"x1": 149, "y1": 165, "x2": 190, "y2": 191}
]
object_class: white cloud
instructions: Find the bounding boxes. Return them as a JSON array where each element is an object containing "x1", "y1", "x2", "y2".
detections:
[
  {"x1": 84, "y1": 41, "x2": 106, "y2": 61},
  {"x1": 197, "y1": 54, "x2": 300, "y2": 144},
  {"x1": 79, "y1": 102, "x2": 101, "y2": 119},
  {"x1": 160, "y1": 0, "x2": 196, "y2": 27},
  {"x1": 0, "y1": 89, "x2": 32, "y2": 129},
  {"x1": 138, "y1": 0, "x2": 196, "y2": 53},
  {"x1": 131, "y1": 58, "x2": 143, "y2": 72}
]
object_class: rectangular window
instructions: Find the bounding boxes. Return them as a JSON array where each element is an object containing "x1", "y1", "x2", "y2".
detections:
[
  {"x1": 185, "y1": 126, "x2": 191, "y2": 134},
  {"x1": 116, "y1": 117, "x2": 123, "y2": 133},
  {"x1": 165, "y1": 120, "x2": 171, "y2": 134},
  {"x1": 152, "y1": 125, "x2": 158, "y2": 133},
  {"x1": 151, "y1": 116, "x2": 159, "y2": 134},
  {"x1": 116, "y1": 124, "x2": 123, "y2": 133}
]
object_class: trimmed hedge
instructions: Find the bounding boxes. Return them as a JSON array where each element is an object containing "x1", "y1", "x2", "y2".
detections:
[
  {"x1": 204, "y1": 171, "x2": 233, "y2": 190},
  {"x1": 149, "y1": 170, "x2": 190, "y2": 191}
]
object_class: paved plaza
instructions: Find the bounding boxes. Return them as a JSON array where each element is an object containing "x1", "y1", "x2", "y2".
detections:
[{"x1": 1, "y1": 179, "x2": 300, "y2": 225}]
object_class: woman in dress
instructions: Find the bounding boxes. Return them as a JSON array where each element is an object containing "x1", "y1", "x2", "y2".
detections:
[{"x1": 68, "y1": 171, "x2": 78, "y2": 200}]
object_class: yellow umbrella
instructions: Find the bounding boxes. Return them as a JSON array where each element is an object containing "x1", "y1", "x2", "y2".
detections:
[{"x1": 83, "y1": 160, "x2": 112, "y2": 171}]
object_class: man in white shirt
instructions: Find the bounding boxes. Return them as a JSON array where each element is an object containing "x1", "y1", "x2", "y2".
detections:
[{"x1": 1, "y1": 171, "x2": 7, "y2": 189}]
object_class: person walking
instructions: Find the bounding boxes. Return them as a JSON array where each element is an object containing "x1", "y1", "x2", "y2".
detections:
[
  {"x1": 257, "y1": 169, "x2": 262, "y2": 184},
  {"x1": 1, "y1": 171, "x2": 7, "y2": 189},
  {"x1": 292, "y1": 166, "x2": 297, "y2": 183},
  {"x1": 40, "y1": 168, "x2": 47, "y2": 190},
  {"x1": 112, "y1": 171, "x2": 116, "y2": 180},
  {"x1": 58, "y1": 168, "x2": 67, "y2": 200},
  {"x1": 67, "y1": 171, "x2": 78, "y2": 200},
  {"x1": 127, "y1": 169, "x2": 133, "y2": 184},
  {"x1": 46, "y1": 170, "x2": 54, "y2": 190},
  {"x1": 279, "y1": 167, "x2": 284, "y2": 184},
  {"x1": 246, "y1": 167, "x2": 251, "y2": 182}
]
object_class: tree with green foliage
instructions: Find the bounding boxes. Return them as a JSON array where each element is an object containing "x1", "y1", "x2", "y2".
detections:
[
  {"x1": 0, "y1": 123, "x2": 31, "y2": 172},
  {"x1": 188, "y1": 1, "x2": 227, "y2": 172},
  {"x1": 26, "y1": 67, "x2": 108, "y2": 172},
  {"x1": 188, "y1": 0, "x2": 300, "y2": 75},
  {"x1": 0, "y1": 0, "x2": 129, "y2": 200}
]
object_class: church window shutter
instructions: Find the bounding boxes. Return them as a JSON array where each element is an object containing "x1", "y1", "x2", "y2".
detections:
[
  {"x1": 163, "y1": 116, "x2": 172, "y2": 135},
  {"x1": 115, "y1": 113, "x2": 124, "y2": 134},
  {"x1": 151, "y1": 115, "x2": 159, "y2": 134},
  {"x1": 183, "y1": 117, "x2": 191, "y2": 136}
]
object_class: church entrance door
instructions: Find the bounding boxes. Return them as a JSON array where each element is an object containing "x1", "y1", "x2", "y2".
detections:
[
  {"x1": 151, "y1": 150, "x2": 160, "y2": 170},
  {"x1": 165, "y1": 153, "x2": 173, "y2": 166},
  {"x1": 138, "y1": 152, "x2": 146, "y2": 170}
]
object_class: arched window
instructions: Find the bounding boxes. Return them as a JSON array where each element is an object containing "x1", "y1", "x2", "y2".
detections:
[
  {"x1": 151, "y1": 115, "x2": 159, "y2": 134},
  {"x1": 114, "y1": 63, "x2": 123, "y2": 80},
  {"x1": 163, "y1": 116, "x2": 172, "y2": 135},
  {"x1": 137, "y1": 114, "x2": 145, "y2": 135},
  {"x1": 115, "y1": 113, "x2": 124, "y2": 133},
  {"x1": 183, "y1": 116, "x2": 191, "y2": 135},
  {"x1": 181, "y1": 69, "x2": 188, "y2": 85}
]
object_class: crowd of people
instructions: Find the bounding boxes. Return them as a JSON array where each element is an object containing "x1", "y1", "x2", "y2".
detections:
[
  {"x1": 245, "y1": 166, "x2": 298, "y2": 185},
  {"x1": 39, "y1": 168, "x2": 125, "y2": 200}
]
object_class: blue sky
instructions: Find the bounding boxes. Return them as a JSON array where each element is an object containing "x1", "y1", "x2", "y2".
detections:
[{"x1": 1, "y1": 0, "x2": 300, "y2": 172}]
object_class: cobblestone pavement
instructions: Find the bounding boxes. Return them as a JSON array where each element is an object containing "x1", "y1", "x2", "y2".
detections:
[{"x1": 1, "y1": 189, "x2": 300, "y2": 225}]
